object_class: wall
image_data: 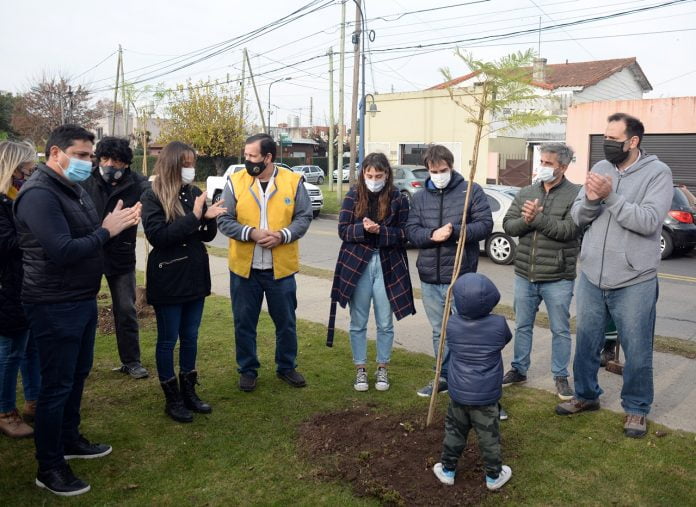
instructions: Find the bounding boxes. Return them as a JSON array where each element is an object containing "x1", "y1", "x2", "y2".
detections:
[
  {"x1": 575, "y1": 68, "x2": 644, "y2": 104},
  {"x1": 565, "y1": 96, "x2": 696, "y2": 182}
]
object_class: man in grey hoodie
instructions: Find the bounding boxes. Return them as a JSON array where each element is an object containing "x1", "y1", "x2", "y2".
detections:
[{"x1": 555, "y1": 113, "x2": 673, "y2": 439}]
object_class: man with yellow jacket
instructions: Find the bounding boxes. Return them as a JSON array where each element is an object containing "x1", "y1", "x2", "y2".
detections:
[{"x1": 218, "y1": 133, "x2": 313, "y2": 392}]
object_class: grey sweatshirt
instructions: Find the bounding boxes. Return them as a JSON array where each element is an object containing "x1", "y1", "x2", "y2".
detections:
[{"x1": 571, "y1": 153, "x2": 672, "y2": 289}]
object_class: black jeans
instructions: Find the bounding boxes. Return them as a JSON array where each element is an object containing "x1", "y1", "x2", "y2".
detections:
[
  {"x1": 24, "y1": 299, "x2": 97, "y2": 471},
  {"x1": 106, "y1": 271, "x2": 141, "y2": 366}
]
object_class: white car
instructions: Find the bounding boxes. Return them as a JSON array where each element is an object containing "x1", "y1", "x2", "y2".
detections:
[
  {"x1": 480, "y1": 187, "x2": 518, "y2": 265},
  {"x1": 206, "y1": 164, "x2": 324, "y2": 218},
  {"x1": 332, "y1": 162, "x2": 360, "y2": 182},
  {"x1": 291, "y1": 165, "x2": 325, "y2": 185}
]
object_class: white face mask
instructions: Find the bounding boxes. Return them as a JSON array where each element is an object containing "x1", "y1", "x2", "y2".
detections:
[
  {"x1": 365, "y1": 179, "x2": 385, "y2": 193},
  {"x1": 430, "y1": 171, "x2": 451, "y2": 189},
  {"x1": 537, "y1": 166, "x2": 556, "y2": 183},
  {"x1": 181, "y1": 167, "x2": 196, "y2": 184}
]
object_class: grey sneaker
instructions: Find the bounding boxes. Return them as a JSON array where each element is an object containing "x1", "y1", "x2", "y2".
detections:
[
  {"x1": 375, "y1": 367, "x2": 389, "y2": 391},
  {"x1": 624, "y1": 414, "x2": 647, "y2": 438},
  {"x1": 502, "y1": 368, "x2": 527, "y2": 386},
  {"x1": 119, "y1": 363, "x2": 149, "y2": 379},
  {"x1": 554, "y1": 376, "x2": 573, "y2": 401},
  {"x1": 555, "y1": 397, "x2": 600, "y2": 416},
  {"x1": 417, "y1": 378, "x2": 448, "y2": 397},
  {"x1": 354, "y1": 368, "x2": 368, "y2": 392}
]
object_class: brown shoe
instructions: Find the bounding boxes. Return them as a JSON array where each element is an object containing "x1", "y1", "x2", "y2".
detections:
[
  {"x1": 624, "y1": 414, "x2": 647, "y2": 438},
  {"x1": 0, "y1": 409, "x2": 34, "y2": 438},
  {"x1": 555, "y1": 397, "x2": 600, "y2": 416},
  {"x1": 22, "y1": 400, "x2": 37, "y2": 424}
]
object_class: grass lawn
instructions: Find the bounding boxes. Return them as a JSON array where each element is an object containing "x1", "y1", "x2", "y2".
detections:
[
  {"x1": 2, "y1": 283, "x2": 693, "y2": 505},
  {"x1": 316, "y1": 182, "x2": 351, "y2": 215}
]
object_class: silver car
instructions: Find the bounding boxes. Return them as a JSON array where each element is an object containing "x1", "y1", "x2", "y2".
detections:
[
  {"x1": 393, "y1": 164, "x2": 428, "y2": 203},
  {"x1": 292, "y1": 165, "x2": 325, "y2": 185},
  {"x1": 481, "y1": 187, "x2": 518, "y2": 265}
]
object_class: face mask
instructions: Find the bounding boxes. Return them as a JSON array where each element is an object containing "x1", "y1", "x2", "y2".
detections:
[
  {"x1": 100, "y1": 165, "x2": 126, "y2": 185},
  {"x1": 181, "y1": 167, "x2": 196, "y2": 184},
  {"x1": 59, "y1": 154, "x2": 92, "y2": 183},
  {"x1": 603, "y1": 139, "x2": 630, "y2": 165},
  {"x1": 365, "y1": 179, "x2": 385, "y2": 193},
  {"x1": 537, "y1": 166, "x2": 556, "y2": 183},
  {"x1": 430, "y1": 171, "x2": 451, "y2": 189},
  {"x1": 245, "y1": 159, "x2": 266, "y2": 177}
]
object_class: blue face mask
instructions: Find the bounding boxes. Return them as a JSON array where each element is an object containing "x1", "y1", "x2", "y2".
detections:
[{"x1": 59, "y1": 153, "x2": 93, "y2": 182}]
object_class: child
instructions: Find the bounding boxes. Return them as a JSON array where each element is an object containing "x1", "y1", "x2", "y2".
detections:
[{"x1": 432, "y1": 272, "x2": 513, "y2": 490}]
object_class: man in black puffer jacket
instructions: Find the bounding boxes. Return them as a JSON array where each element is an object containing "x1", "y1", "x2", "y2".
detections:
[
  {"x1": 502, "y1": 142, "x2": 581, "y2": 401},
  {"x1": 80, "y1": 137, "x2": 149, "y2": 379},
  {"x1": 405, "y1": 144, "x2": 493, "y2": 398}
]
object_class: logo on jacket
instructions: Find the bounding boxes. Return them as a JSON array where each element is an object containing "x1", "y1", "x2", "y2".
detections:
[{"x1": 284, "y1": 197, "x2": 292, "y2": 205}]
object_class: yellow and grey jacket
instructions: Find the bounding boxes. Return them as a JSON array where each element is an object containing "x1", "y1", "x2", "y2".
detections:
[{"x1": 217, "y1": 166, "x2": 312, "y2": 279}]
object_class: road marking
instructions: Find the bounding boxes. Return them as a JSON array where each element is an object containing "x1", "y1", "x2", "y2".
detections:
[{"x1": 658, "y1": 272, "x2": 696, "y2": 283}]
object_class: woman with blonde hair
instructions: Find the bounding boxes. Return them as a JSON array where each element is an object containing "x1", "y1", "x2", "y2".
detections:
[
  {"x1": 0, "y1": 140, "x2": 41, "y2": 438},
  {"x1": 141, "y1": 141, "x2": 225, "y2": 423}
]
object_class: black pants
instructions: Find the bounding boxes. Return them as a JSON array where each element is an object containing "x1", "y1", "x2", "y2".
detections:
[
  {"x1": 441, "y1": 400, "x2": 502, "y2": 478},
  {"x1": 106, "y1": 271, "x2": 141, "y2": 366}
]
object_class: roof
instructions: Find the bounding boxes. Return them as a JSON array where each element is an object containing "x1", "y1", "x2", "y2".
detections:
[{"x1": 428, "y1": 57, "x2": 652, "y2": 92}]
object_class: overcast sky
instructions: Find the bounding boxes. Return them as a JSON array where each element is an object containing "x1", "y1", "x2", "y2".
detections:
[{"x1": 2, "y1": 0, "x2": 695, "y2": 127}]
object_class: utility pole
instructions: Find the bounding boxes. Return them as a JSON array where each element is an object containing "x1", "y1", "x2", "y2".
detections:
[
  {"x1": 336, "y1": 0, "x2": 347, "y2": 200},
  {"x1": 309, "y1": 96, "x2": 313, "y2": 127},
  {"x1": 67, "y1": 86, "x2": 74, "y2": 123},
  {"x1": 111, "y1": 45, "x2": 122, "y2": 135},
  {"x1": 328, "y1": 48, "x2": 335, "y2": 192},
  {"x1": 244, "y1": 49, "x2": 266, "y2": 133},
  {"x1": 239, "y1": 56, "x2": 246, "y2": 160},
  {"x1": 120, "y1": 51, "x2": 128, "y2": 138},
  {"x1": 348, "y1": 1, "x2": 361, "y2": 185}
]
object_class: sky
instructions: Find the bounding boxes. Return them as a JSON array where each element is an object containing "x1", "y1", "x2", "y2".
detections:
[{"x1": 2, "y1": 0, "x2": 695, "y2": 128}]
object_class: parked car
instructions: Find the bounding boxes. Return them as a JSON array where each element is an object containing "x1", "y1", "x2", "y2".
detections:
[
  {"x1": 206, "y1": 164, "x2": 324, "y2": 218},
  {"x1": 292, "y1": 165, "x2": 325, "y2": 185},
  {"x1": 393, "y1": 164, "x2": 428, "y2": 203},
  {"x1": 485, "y1": 184, "x2": 521, "y2": 198},
  {"x1": 332, "y1": 162, "x2": 360, "y2": 182},
  {"x1": 660, "y1": 185, "x2": 696, "y2": 259},
  {"x1": 481, "y1": 188, "x2": 518, "y2": 265}
]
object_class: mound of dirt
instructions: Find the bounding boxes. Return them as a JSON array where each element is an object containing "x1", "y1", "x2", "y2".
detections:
[
  {"x1": 298, "y1": 405, "x2": 491, "y2": 506},
  {"x1": 97, "y1": 286, "x2": 155, "y2": 334}
]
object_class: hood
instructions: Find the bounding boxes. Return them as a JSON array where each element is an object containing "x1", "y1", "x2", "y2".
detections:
[{"x1": 452, "y1": 272, "x2": 500, "y2": 319}]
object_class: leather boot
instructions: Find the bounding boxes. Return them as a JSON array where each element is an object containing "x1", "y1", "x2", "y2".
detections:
[
  {"x1": 160, "y1": 377, "x2": 193, "y2": 423},
  {"x1": 0, "y1": 409, "x2": 34, "y2": 438},
  {"x1": 22, "y1": 400, "x2": 37, "y2": 424},
  {"x1": 179, "y1": 370, "x2": 212, "y2": 414}
]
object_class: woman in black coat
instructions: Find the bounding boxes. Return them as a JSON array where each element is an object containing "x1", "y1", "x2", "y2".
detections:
[{"x1": 141, "y1": 141, "x2": 225, "y2": 423}]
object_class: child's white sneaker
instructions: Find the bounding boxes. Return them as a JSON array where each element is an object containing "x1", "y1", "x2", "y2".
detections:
[
  {"x1": 486, "y1": 465, "x2": 512, "y2": 490},
  {"x1": 433, "y1": 463, "x2": 455, "y2": 486},
  {"x1": 354, "y1": 368, "x2": 368, "y2": 392}
]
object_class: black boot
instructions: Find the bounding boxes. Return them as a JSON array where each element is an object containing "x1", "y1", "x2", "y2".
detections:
[
  {"x1": 179, "y1": 371, "x2": 212, "y2": 414},
  {"x1": 160, "y1": 377, "x2": 193, "y2": 423}
]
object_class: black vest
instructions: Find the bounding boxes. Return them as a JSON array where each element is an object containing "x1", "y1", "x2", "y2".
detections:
[
  {"x1": 0, "y1": 193, "x2": 28, "y2": 334},
  {"x1": 14, "y1": 165, "x2": 104, "y2": 304}
]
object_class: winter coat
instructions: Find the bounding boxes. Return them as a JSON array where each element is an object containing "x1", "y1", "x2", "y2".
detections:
[
  {"x1": 503, "y1": 177, "x2": 581, "y2": 282},
  {"x1": 327, "y1": 188, "x2": 415, "y2": 345},
  {"x1": 405, "y1": 172, "x2": 493, "y2": 284},
  {"x1": 0, "y1": 193, "x2": 28, "y2": 335},
  {"x1": 80, "y1": 168, "x2": 149, "y2": 276},
  {"x1": 141, "y1": 185, "x2": 217, "y2": 305},
  {"x1": 446, "y1": 273, "x2": 512, "y2": 406}
]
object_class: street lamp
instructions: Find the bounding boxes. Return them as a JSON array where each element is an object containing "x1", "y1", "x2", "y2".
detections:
[
  {"x1": 267, "y1": 77, "x2": 291, "y2": 135},
  {"x1": 358, "y1": 93, "x2": 379, "y2": 163}
]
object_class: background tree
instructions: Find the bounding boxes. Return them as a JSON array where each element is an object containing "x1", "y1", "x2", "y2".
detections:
[
  {"x1": 0, "y1": 92, "x2": 18, "y2": 140},
  {"x1": 158, "y1": 80, "x2": 245, "y2": 175},
  {"x1": 11, "y1": 73, "x2": 100, "y2": 146}
]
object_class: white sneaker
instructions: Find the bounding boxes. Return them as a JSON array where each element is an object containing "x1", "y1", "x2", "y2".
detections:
[
  {"x1": 433, "y1": 463, "x2": 455, "y2": 486},
  {"x1": 486, "y1": 465, "x2": 512, "y2": 490},
  {"x1": 375, "y1": 367, "x2": 390, "y2": 391},
  {"x1": 354, "y1": 368, "x2": 368, "y2": 392}
]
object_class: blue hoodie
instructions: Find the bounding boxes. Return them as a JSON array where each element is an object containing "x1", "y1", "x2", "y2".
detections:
[{"x1": 446, "y1": 272, "x2": 512, "y2": 406}]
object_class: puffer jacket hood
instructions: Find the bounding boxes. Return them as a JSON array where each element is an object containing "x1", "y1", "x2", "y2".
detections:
[{"x1": 452, "y1": 272, "x2": 500, "y2": 320}]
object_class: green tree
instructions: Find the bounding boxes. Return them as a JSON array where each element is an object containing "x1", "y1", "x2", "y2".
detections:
[
  {"x1": 158, "y1": 80, "x2": 245, "y2": 175},
  {"x1": 0, "y1": 91, "x2": 17, "y2": 140}
]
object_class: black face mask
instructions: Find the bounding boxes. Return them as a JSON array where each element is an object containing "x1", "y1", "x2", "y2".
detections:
[
  {"x1": 100, "y1": 165, "x2": 127, "y2": 185},
  {"x1": 603, "y1": 139, "x2": 630, "y2": 165},
  {"x1": 245, "y1": 159, "x2": 266, "y2": 177}
]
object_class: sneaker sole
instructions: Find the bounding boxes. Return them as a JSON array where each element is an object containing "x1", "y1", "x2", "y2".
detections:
[
  {"x1": 555, "y1": 404, "x2": 600, "y2": 416},
  {"x1": 354, "y1": 384, "x2": 369, "y2": 392},
  {"x1": 375, "y1": 383, "x2": 390, "y2": 391},
  {"x1": 557, "y1": 392, "x2": 574, "y2": 401},
  {"x1": 35, "y1": 478, "x2": 91, "y2": 496},
  {"x1": 486, "y1": 474, "x2": 512, "y2": 491},
  {"x1": 502, "y1": 380, "x2": 527, "y2": 387},
  {"x1": 64, "y1": 446, "x2": 113, "y2": 460}
]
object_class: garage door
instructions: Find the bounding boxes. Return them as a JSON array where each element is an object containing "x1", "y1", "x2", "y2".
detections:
[{"x1": 589, "y1": 134, "x2": 696, "y2": 192}]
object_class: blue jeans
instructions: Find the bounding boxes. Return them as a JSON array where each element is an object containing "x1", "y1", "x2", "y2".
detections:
[
  {"x1": 24, "y1": 299, "x2": 97, "y2": 471},
  {"x1": 511, "y1": 276, "x2": 574, "y2": 377},
  {"x1": 230, "y1": 270, "x2": 298, "y2": 376},
  {"x1": 153, "y1": 298, "x2": 205, "y2": 381},
  {"x1": 349, "y1": 252, "x2": 394, "y2": 365},
  {"x1": 573, "y1": 272, "x2": 658, "y2": 416},
  {"x1": 0, "y1": 330, "x2": 40, "y2": 412},
  {"x1": 421, "y1": 282, "x2": 451, "y2": 378}
]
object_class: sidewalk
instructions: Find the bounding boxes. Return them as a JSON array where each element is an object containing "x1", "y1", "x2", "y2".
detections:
[{"x1": 136, "y1": 239, "x2": 696, "y2": 433}]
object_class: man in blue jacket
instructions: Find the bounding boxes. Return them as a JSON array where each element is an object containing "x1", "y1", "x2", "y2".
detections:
[{"x1": 405, "y1": 144, "x2": 493, "y2": 397}]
